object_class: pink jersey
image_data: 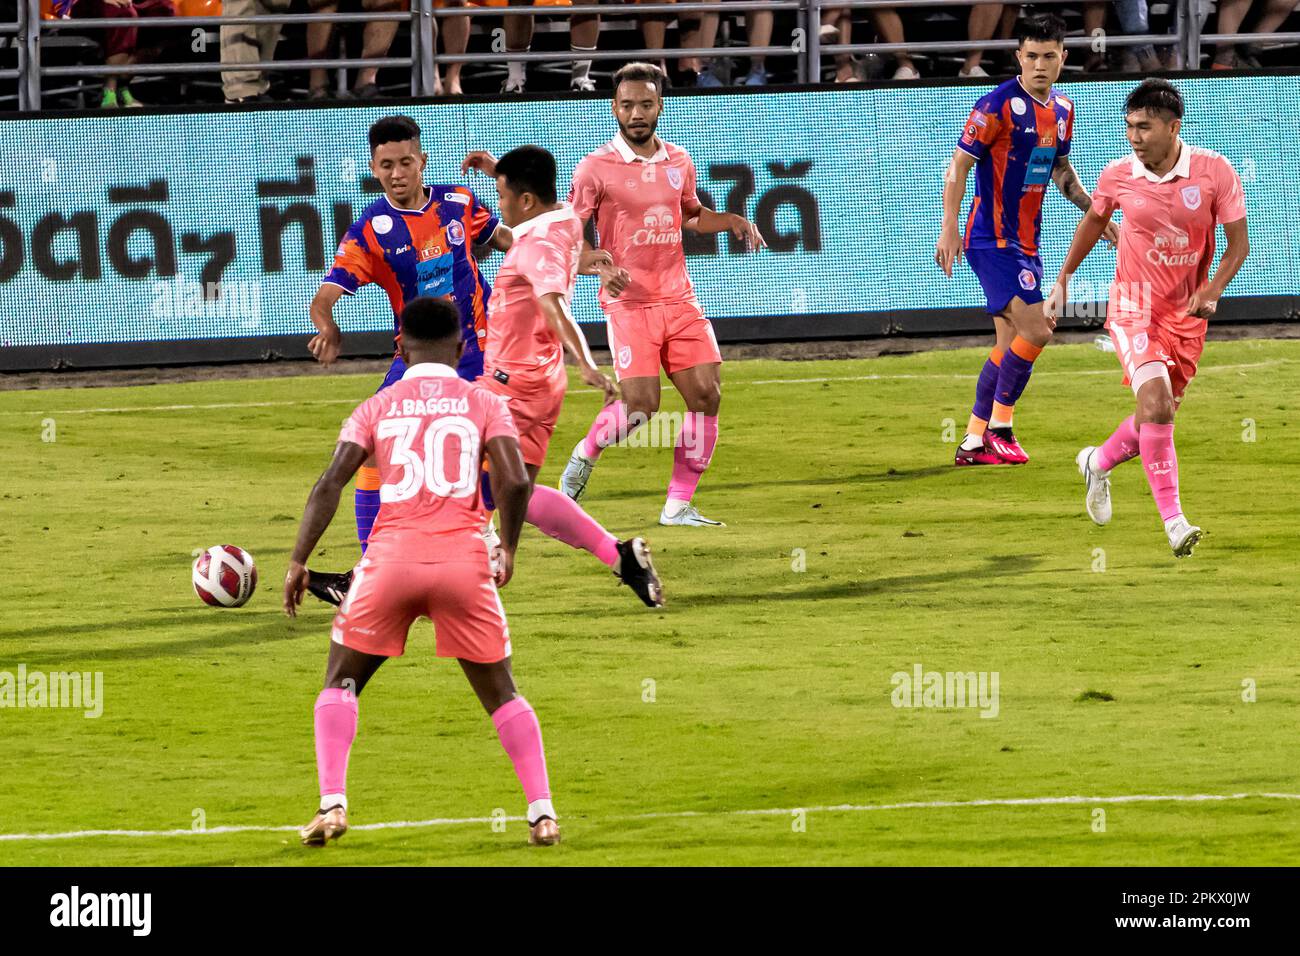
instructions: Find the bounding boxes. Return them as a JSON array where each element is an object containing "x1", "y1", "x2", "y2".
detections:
[
  {"x1": 568, "y1": 135, "x2": 703, "y2": 308},
  {"x1": 484, "y1": 205, "x2": 582, "y2": 383},
  {"x1": 1092, "y1": 140, "x2": 1246, "y2": 337},
  {"x1": 338, "y1": 363, "x2": 518, "y2": 562}
]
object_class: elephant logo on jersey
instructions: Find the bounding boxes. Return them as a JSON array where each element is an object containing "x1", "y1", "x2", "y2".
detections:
[
  {"x1": 631, "y1": 204, "x2": 680, "y2": 247},
  {"x1": 666, "y1": 166, "x2": 683, "y2": 190},
  {"x1": 1180, "y1": 185, "x2": 1202, "y2": 210},
  {"x1": 1018, "y1": 269, "x2": 1037, "y2": 291},
  {"x1": 1149, "y1": 228, "x2": 1198, "y2": 267},
  {"x1": 617, "y1": 346, "x2": 632, "y2": 369}
]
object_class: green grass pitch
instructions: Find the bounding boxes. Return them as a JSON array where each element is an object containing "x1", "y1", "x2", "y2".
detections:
[{"x1": 2, "y1": 337, "x2": 1298, "y2": 866}]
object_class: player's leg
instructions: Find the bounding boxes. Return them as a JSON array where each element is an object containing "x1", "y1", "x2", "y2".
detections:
[
  {"x1": 984, "y1": 293, "x2": 1051, "y2": 464},
  {"x1": 956, "y1": 315, "x2": 1012, "y2": 466},
  {"x1": 1133, "y1": 363, "x2": 1199, "y2": 555},
  {"x1": 458, "y1": 658, "x2": 558, "y2": 843},
  {"x1": 569, "y1": 8, "x2": 600, "y2": 92},
  {"x1": 503, "y1": 0, "x2": 535, "y2": 92},
  {"x1": 524, "y1": 462, "x2": 665, "y2": 607},
  {"x1": 662, "y1": 362, "x2": 723, "y2": 526},
  {"x1": 659, "y1": 301, "x2": 724, "y2": 525},
  {"x1": 559, "y1": 308, "x2": 660, "y2": 501}
]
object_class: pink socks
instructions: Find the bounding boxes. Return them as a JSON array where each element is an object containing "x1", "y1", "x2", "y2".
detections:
[
  {"x1": 526, "y1": 484, "x2": 620, "y2": 567},
  {"x1": 581, "y1": 401, "x2": 636, "y2": 460},
  {"x1": 666, "y1": 412, "x2": 718, "y2": 506},
  {"x1": 492, "y1": 697, "x2": 551, "y2": 805},
  {"x1": 1139, "y1": 422, "x2": 1182, "y2": 522},
  {"x1": 314, "y1": 687, "x2": 358, "y2": 805},
  {"x1": 1095, "y1": 415, "x2": 1141, "y2": 472}
]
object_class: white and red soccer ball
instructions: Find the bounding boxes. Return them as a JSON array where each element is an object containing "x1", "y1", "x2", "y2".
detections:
[{"x1": 192, "y1": 545, "x2": 258, "y2": 608}]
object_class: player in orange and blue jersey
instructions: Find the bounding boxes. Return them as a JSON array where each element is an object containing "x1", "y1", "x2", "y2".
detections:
[
  {"x1": 935, "y1": 13, "x2": 1118, "y2": 467},
  {"x1": 308, "y1": 115, "x2": 513, "y2": 558}
]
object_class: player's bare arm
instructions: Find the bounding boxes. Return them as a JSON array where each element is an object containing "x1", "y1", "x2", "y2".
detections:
[
  {"x1": 1045, "y1": 206, "x2": 1114, "y2": 322},
  {"x1": 579, "y1": 220, "x2": 631, "y2": 295},
  {"x1": 484, "y1": 434, "x2": 531, "y2": 588},
  {"x1": 308, "y1": 284, "x2": 347, "y2": 367},
  {"x1": 284, "y1": 441, "x2": 370, "y2": 616},
  {"x1": 538, "y1": 291, "x2": 618, "y2": 405},
  {"x1": 682, "y1": 206, "x2": 765, "y2": 251},
  {"x1": 1052, "y1": 157, "x2": 1120, "y2": 249},
  {"x1": 936, "y1": 148, "x2": 976, "y2": 277},
  {"x1": 1187, "y1": 216, "x2": 1249, "y2": 318},
  {"x1": 488, "y1": 223, "x2": 514, "y2": 253}
]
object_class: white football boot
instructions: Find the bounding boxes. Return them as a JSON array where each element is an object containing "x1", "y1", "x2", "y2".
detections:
[
  {"x1": 659, "y1": 502, "x2": 725, "y2": 527},
  {"x1": 1165, "y1": 515, "x2": 1203, "y2": 558},
  {"x1": 1076, "y1": 446, "x2": 1112, "y2": 526},
  {"x1": 558, "y1": 441, "x2": 596, "y2": 502}
]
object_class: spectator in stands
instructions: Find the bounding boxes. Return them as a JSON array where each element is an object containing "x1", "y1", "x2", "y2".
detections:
[
  {"x1": 434, "y1": 0, "x2": 471, "y2": 95},
  {"x1": 819, "y1": 4, "x2": 918, "y2": 81},
  {"x1": 678, "y1": 0, "x2": 773, "y2": 86},
  {"x1": 72, "y1": 0, "x2": 175, "y2": 107},
  {"x1": 220, "y1": 0, "x2": 289, "y2": 103},
  {"x1": 306, "y1": 0, "x2": 404, "y2": 99},
  {"x1": 961, "y1": 2, "x2": 1019, "y2": 77},
  {"x1": 501, "y1": 0, "x2": 601, "y2": 93},
  {"x1": 636, "y1": 0, "x2": 673, "y2": 80},
  {"x1": 1212, "y1": 0, "x2": 1300, "y2": 68},
  {"x1": 1083, "y1": 1, "x2": 1161, "y2": 72}
]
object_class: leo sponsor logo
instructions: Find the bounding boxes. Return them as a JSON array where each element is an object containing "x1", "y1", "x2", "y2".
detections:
[
  {"x1": 630, "y1": 203, "x2": 680, "y2": 247},
  {"x1": 1148, "y1": 228, "x2": 1199, "y2": 267},
  {"x1": 418, "y1": 241, "x2": 447, "y2": 261}
]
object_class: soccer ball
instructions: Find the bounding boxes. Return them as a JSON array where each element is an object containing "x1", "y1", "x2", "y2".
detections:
[{"x1": 193, "y1": 545, "x2": 258, "y2": 608}]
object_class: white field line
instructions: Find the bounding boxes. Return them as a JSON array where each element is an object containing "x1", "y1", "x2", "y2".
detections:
[
  {"x1": 0, "y1": 361, "x2": 1282, "y2": 418},
  {"x1": 2, "y1": 791, "x2": 1297, "y2": 843}
]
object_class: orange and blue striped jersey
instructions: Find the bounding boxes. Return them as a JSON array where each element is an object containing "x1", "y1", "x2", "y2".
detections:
[
  {"x1": 957, "y1": 78, "x2": 1074, "y2": 257},
  {"x1": 323, "y1": 185, "x2": 500, "y2": 375}
]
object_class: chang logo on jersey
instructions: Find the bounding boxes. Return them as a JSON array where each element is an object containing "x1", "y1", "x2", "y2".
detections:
[
  {"x1": 384, "y1": 396, "x2": 471, "y2": 417},
  {"x1": 1148, "y1": 228, "x2": 1199, "y2": 267},
  {"x1": 631, "y1": 204, "x2": 680, "y2": 247}
]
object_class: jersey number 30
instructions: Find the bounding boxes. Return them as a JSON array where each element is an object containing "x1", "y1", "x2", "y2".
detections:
[{"x1": 377, "y1": 416, "x2": 480, "y2": 502}]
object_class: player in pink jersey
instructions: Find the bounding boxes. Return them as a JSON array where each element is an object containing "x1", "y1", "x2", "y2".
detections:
[
  {"x1": 461, "y1": 144, "x2": 664, "y2": 608},
  {"x1": 1045, "y1": 80, "x2": 1249, "y2": 558},
  {"x1": 556, "y1": 61, "x2": 766, "y2": 528},
  {"x1": 284, "y1": 297, "x2": 561, "y2": 847}
]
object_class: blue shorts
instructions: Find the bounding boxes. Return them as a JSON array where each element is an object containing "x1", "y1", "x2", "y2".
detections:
[
  {"x1": 966, "y1": 246, "x2": 1043, "y2": 316},
  {"x1": 376, "y1": 346, "x2": 485, "y2": 394}
]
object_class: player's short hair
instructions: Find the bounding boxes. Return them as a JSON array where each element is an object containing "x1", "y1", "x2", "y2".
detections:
[
  {"x1": 399, "y1": 296, "x2": 460, "y2": 344},
  {"x1": 1125, "y1": 78, "x2": 1184, "y2": 121},
  {"x1": 495, "y1": 145, "x2": 558, "y2": 205},
  {"x1": 1018, "y1": 12, "x2": 1067, "y2": 46},
  {"x1": 612, "y1": 62, "x2": 665, "y2": 98},
  {"x1": 369, "y1": 115, "x2": 421, "y2": 153}
]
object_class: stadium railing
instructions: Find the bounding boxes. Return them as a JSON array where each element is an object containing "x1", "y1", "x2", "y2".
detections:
[{"x1": 10, "y1": 0, "x2": 1299, "y2": 112}]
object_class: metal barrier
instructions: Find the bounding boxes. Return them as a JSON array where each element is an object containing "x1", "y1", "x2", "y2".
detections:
[{"x1": 5, "y1": 0, "x2": 1299, "y2": 111}]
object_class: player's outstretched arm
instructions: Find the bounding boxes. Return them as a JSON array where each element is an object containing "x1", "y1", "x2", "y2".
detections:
[
  {"x1": 538, "y1": 292, "x2": 618, "y2": 405},
  {"x1": 284, "y1": 441, "x2": 369, "y2": 616},
  {"x1": 578, "y1": 220, "x2": 631, "y2": 295},
  {"x1": 682, "y1": 206, "x2": 766, "y2": 251},
  {"x1": 484, "y1": 435, "x2": 531, "y2": 588},
  {"x1": 1045, "y1": 208, "x2": 1113, "y2": 323},
  {"x1": 936, "y1": 148, "x2": 976, "y2": 277},
  {"x1": 308, "y1": 285, "x2": 347, "y2": 367},
  {"x1": 1188, "y1": 217, "x2": 1249, "y2": 318},
  {"x1": 1052, "y1": 157, "x2": 1119, "y2": 249}
]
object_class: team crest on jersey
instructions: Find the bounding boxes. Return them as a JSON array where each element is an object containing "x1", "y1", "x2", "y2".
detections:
[
  {"x1": 1134, "y1": 332, "x2": 1149, "y2": 353},
  {"x1": 1018, "y1": 269, "x2": 1037, "y2": 291},
  {"x1": 372, "y1": 214, "x2": 394, "y2": 235},
  {"x1": 1011, "y1": 97, "x2": 1027, "y2": 116},
  {"x1": 666, "y1": 166, "x2": 683, "y2": 190},
  {"x1": 1180, "y1": 185, "x2": 1202, "y2": 210},
  {"x1": 1057, "y1": 118, "x2": 1067, "y2": 140},
  {"x1": 447, "y1": 220, "x2": 465, "y2": 245},
  {"x1": 617, "y1": 346, "x2": 632, "y2": 370}
]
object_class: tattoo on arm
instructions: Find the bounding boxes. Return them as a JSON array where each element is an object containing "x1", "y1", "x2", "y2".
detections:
[{"x1": 1053, "y1": 159, "x2": 1092, "y2": 213}]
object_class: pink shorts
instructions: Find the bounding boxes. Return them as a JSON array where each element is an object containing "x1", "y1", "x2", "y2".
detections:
[
  {"x1": 479, "y1": 368, "x2": 567, "y2": 467},
  {"x1": 331, "y1": 556, "x2": 510, "y2": 663},
  {"x1": 1108, "y1": 315, "x2": 1204, "y2": 403},
  {"x1": 605, "y1": 299, "x2": 722, "y2": 381}
]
